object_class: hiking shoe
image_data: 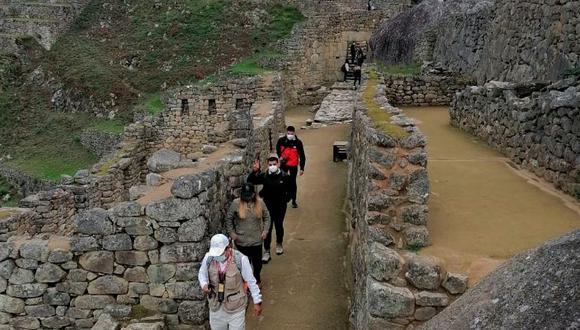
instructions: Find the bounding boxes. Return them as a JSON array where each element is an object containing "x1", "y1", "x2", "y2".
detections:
[
  {"x1": 292, "y1": 202, "x2": 298, "y2": 208},
  {"x1": 276, "y1": 244, "x2": 284, "y2": 255},
  {"x1": 262, "y1": 251, "x2": 271, "y2": 263}
]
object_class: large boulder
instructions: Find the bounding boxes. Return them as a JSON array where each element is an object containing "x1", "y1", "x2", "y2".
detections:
[
  {"x1": 147, "y1": 148, "x2": 195, "y2": 173},
  {"x1": 421, "y1": 229, "x2": 580, "y2": 330}
]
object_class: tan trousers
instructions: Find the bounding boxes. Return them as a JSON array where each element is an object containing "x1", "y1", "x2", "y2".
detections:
[{"x1": 209, "y1": 307, "x2": 245, "y2": 330}]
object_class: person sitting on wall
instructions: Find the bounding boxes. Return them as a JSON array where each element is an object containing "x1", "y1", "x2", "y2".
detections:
[{"x1": 199, "y1": 234, "x2": 263, "y2": 330}]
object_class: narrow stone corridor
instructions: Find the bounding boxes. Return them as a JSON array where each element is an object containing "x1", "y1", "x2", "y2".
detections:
[
  {"x1": 246, "y1": 108, "x2": 350, "y2": 329},
  {"x1": 404, "y1": 107, "x2": 580, "y2": 284}
]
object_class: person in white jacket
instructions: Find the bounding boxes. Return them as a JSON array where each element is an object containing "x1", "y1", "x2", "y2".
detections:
[{"x1": 198, "y1": 234, "x2": 263, "y2": 330}]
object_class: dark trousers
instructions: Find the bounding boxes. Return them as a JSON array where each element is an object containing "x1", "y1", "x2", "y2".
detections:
[
  {"x1": 264, "y1": 203, "x2": 288, "y2": 251},
  {"x1": 283, "y1": 165, "x2": 298, "y2": 203},
  {"x1": 236, "y1": 244, "x2": 262, "y2": 283}
]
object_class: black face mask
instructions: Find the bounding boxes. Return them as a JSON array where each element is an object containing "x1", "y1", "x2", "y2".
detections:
[{"x1": 241, "y1": 194, "x2": 254, "y2": 203}]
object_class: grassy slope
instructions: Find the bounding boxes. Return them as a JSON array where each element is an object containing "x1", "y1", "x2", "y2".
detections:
[{"x1": 0, "y1": 0, "x2": 303, "y2": 180}]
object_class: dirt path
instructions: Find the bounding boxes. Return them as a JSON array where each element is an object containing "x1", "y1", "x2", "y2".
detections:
[
  {"x1": 246, "y1": 107, "x2": 350, "y2": 330},
  {"x1": 404, "y1": 107, "x2": 580, "y2": 284}
]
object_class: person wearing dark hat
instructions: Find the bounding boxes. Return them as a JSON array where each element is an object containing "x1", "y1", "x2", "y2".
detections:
[
  {"x1": 248, "y1": 153, "x2": 292, "y2": 262},
  {"x1": 224, "y1": 183, "x2": 271, "y2": 284},
  {"x1": 198, "y1": 234, "x2": 263, "y2": 329},
  {"x1": 276, "y1": 126, "x2": 306, "y2": 209}
]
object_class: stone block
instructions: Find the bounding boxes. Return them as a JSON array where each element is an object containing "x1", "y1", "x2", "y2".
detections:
[
  {"x1": 166, "y1": 281, "x2": 203, "y2": 300},
  {"x1": 0, "y1": 294, "x2": 25, "y2": 313},
  {"x1": 178, "y1": 217, "x2": 207, "y2": 242},
  {"x1": 0, "y1": 244, "x2": 12, "y2": 263},
  {"x1": 67, "y1": 269, "x2": 89, "y2": 282},
  {"x1": 401, "y1": 205, "x2": 428, "y2": 225},
  {"x1": 147, "y1": 264, "x2": 176, "y2": 284},
  {"x1": 403, "y1": 225, "x2": 430, "y2": 247},
  {"x1": 124, "y1": 267, "x2": 148, "y2": 282},
  {"x1": 102, "y1": 234, "x2": 133, "y2": 251},
  {"x1": 74, "y1": 295, "x2": 115, "y2": 309},
  {"x1": 25, "y1": 304, "x2": 55, "y2": 318},
  {"x1": 128, "y1": 283, "x2": 149, "y2": 297},
  {"x1": 88, "y1": 276, "x2": 128, "y2": 295},
  {"x1": 9, "y1": 316, "x2": 39, "y2": 329},
  {"x1": 7, "y1": 283, "x2": 47, "y2": 298},
  {"x1": 9, "y1": 267, "x2": 34, "y2": 284},
  {"x1": 19, "y1": 241, "x2": 49, "y2": 262},
  {"x1": 178, "y1": 300, "x2": 208, "y2": 325},
  {"x1": 154, "y1": 227, "x2": 178, "y2": 243},
  {"x1": 66, "y1": 307, "x2": 91, "y2": 319},
  {"x1": 48, "y1": 250, "x2": 73, "y2": 264},
  {"x1": 405, "y1": 255, "x2": 443, "y2": 290},
  {"x1": 41, "y1": 316, "x2": 71, "y2": 328},
  {"x1": 442, "y1": 272, "x2": 468, "y2": 294},
  {"x1": 160, "y1": 243, "x2": 205, "y2": 263},
  {"x1": 415, "y1": 291, "x2": 449, "y2": 307},
  {"x1": 112, "y1": 202, "x2": 142, "y2": 217},
  {"x1": 92, "y1": 312, "x2": 119, "y2": 330},
  {"x1": 134, "y1": 236, "x2": 158, "y2": 251},
  {"x1": 70, "y1": 236, "x2": 99, "y2": 252},
  {"x1": 0, "y1": 260, "x2": 14, "y2": 280},
  {"x1": 35, "y1": 263, "x2": 66, "y2": 283},
  {"x1": 140, "y1": 295, "x2": 177, "y2": 314},
  {"x1": 79, "y1": 251, "x2": 114, "y2": 274},
  {"x1": 115, "y1": 251, "x2": 149, "y2": 266},
  {"x1": 367, "y1": 279, "x2": 414, "y2": 318},
  {"x1": 43, "y1": 289, "x2": 70, "y2": 306},
  {"x1": 103, "y1": 304, "x2": 131, "y2": 318},
  {"x1": 407, "y1": 169, "x2": 429, "y2": 204},
  {"x1": 369, "y1": 243, "x2": 403, "y2": 281},
  {"x1": 74, "y1": 208, "x2": 113, "y2": 235},
  {"x1": 146, "y1": 197, "x2": 202, "y2": 222},
  {"x1": 414, "y1": 306, "x2": 437, "y2": 321},
  {"x1": 175, "y1": 263, "x2": 199, "y2": 281}
]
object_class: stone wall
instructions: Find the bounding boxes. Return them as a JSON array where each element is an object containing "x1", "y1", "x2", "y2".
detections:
[
  {"x1": 79, "y1": 129, "x2": 122, "y2": 159},
  {"x1": 383, "y1": 73, "x2": 472, "y2": 106},
  {"x1": 152, "y1": 74, "x2": 283, "y2": 156},
  {"x1": 0, "y1": 90, "x2": 284, "y2": 329},
  {"x1": 0, "y1": 1, "x2": 89, "y2": 54},
  {"x1": 283, "y1": 4, "x2": 411, "y2": 105},
  {"x1": 451, "y1": 78, "x2": 580, "y2": 198},
  {"x1": 0, "y1": 163, "x2": 55, "y2": 198},
  {"x1": 348, "y1": 72, "x2": 467, "y2": 328}
]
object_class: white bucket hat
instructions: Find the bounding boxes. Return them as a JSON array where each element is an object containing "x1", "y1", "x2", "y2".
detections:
[{"x1": 208, "y1": 234, "x2": 230, "y2": 257}]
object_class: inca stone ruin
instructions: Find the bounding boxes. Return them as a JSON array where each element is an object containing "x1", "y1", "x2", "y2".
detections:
[{"x1": 0, "y1": 0, "x2": 578, "y2": 329}]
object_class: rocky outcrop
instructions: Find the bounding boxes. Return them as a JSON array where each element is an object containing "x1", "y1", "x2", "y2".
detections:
[
  {"x1": 371, "y1": 0, "x2": 580, "y2": 83},
  {"x1": 421, "y1": 229, "x2": 580, "y2": 330}
]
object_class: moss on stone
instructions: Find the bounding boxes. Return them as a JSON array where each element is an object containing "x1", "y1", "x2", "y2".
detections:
[{"x1": 363, "y1": 70, "x2": 408, "y2": 138}]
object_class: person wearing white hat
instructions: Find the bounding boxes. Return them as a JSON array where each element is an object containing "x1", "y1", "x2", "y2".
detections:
[{"x1": 198, "y1": 234, "x2": 263, "y2": 329}]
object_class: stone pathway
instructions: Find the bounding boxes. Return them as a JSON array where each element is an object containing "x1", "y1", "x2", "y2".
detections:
[
  {"x1": 314, "y1": 82, "x2": 356, "y2": 123},
  {"x1": 246, "y1": 107, "x2": 350, "y2": 329},
  {"x1": 404, "y1": 107, "x2": 580, "y2": 285}
]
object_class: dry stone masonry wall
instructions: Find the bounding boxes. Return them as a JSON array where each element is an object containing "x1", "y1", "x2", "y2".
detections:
[
  {"x1": 0, "y1": 0, "x2": 89, "y2": 54},
  {"x1": 348, "y1": 72, "x2": 467, "y2": 328},
  {"x1": 382, "y1": 72, "x2": 472, "y2": 106},
  {"x1": 451, "y1": 77, "x2": 580, "y2": 199}
]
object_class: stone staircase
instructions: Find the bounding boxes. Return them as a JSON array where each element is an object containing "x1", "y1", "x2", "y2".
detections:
[{"x1": 0, "y1": 0, "x2": 88, "y2": 53}]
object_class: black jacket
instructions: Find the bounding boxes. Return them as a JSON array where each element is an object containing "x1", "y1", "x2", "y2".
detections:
[
  {"x1": 276, "y1": 136, "x2": 306, "y2": 170},
  {"x1": 247, "y1": 170, "x2": 291, "y2": 207}
]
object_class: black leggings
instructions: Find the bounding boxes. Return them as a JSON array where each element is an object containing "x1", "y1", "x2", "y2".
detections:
[
  {"x1": 264, "y1": 203, "x2": 288, "y2": 251},
  {"x1": 236, "y1": 244, "x2": 263, "y2": 283},
  {"x1": 283, "y1": 166, "x2": 298, "y2": 203}
]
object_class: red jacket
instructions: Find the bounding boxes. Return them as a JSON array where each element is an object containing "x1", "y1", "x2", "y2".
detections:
[{"x1": 276, "y1": 136, "x2": 306, "y2": 170}]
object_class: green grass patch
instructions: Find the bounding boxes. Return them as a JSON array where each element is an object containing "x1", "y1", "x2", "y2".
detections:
[
  {"x1": 227, "y1": 56, "x2": 269, "y2": 76},
  {"x1": 379, "y1": 62, "x2": 422, "y2": 76},
  {"x1": 90, "y1": 119, "x2": 125, "y2": 134},
  {"x1": 142, "y1": 93, "x2": 164, "y2": 115},
  {"x1": 363, "y1": 70, "x2": 409, "y2": 138}
]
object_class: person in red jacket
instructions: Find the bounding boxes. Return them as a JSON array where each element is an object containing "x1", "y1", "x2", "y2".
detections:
[{"x1": 276, "y1": 126, "x2": 306, "y2": 208}]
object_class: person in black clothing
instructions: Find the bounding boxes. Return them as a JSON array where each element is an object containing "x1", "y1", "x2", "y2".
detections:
[
  {"x1": 247, "y1": 154, "x2": 292, "y2": 263},
  {"x1": 353, "y1": 64, "x2": 362, "y2": 88},
  {"x1": 276, "y1": 126, "x2": 306, "y2": 208},
  {"x1": 350, "y1": 43, "x2": 356, "y2": 64}
]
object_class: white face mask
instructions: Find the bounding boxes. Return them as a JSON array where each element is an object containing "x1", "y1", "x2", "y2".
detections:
[
  {"x1": 287, "y1": 134, "x2": 295, "y2": 140},
  {"x1": 268, "y1": 165, "x2": 278, "y2": 173}
]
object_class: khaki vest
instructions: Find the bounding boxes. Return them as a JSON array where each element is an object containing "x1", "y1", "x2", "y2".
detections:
[{"x1": 207, "y1": 253, "x2": 247, "y2": 313}]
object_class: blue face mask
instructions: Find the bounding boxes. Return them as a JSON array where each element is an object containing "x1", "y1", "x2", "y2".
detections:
[{"x1": 214, "y1": 255, "x2": 226, "y2": 263}]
